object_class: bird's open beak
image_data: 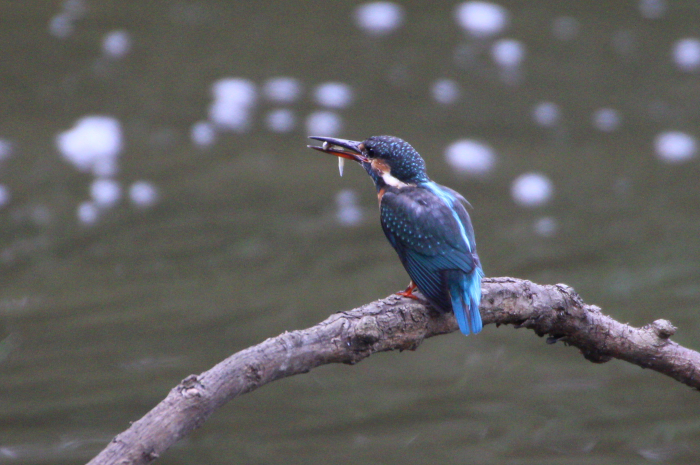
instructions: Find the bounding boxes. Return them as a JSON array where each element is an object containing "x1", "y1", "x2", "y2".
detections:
[{"x1": 308, "y1": 136, "x2": 369, "y2": 176}]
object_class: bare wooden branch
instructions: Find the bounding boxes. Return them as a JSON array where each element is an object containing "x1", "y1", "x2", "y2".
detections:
[{"x1": 87, "y1": 277, "x2": 700, "y2": 465}]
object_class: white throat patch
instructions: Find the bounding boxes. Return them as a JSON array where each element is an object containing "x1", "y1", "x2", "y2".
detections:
[
  {"x1": 381, "y1": 171, "x2": 408, "y2": 188},
  {"x1": 372, "y1": 159, "x2": 408, "y2": 188}
]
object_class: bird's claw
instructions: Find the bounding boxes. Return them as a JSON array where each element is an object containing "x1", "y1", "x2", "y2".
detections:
[{"x1": 396, "y1": 281, "x2": 426, "y2": 303}]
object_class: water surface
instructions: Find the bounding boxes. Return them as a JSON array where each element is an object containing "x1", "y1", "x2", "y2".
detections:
[{"x1": 2, "y1": 1, "x2": 700, "y2": 464}]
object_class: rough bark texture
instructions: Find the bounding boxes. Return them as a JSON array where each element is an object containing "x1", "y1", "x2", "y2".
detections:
[{"x1": 87, "y1": 277, "x2": 700, "y2": 465}]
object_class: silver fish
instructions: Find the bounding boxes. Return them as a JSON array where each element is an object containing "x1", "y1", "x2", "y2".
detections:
[{"x1": 322, "y1": 141, "x2": 345, "y2": 176}]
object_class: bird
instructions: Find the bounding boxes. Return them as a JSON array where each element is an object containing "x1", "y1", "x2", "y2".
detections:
[{"x1": 308, "y1": 135, "x2": 484, "y2": 335}]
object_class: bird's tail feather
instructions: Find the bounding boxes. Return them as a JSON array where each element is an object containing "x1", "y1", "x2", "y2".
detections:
[
  {"x1": 449, "y1": 279, "x2": 470, "y2": 335},
  {"x1": 448, "y1": 270, "x2": 483, "y2": 336}
]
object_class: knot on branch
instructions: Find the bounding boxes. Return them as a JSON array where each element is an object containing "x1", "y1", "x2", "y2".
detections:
[
  {"x1": 650, "y1": 319, "x2": 676, "y2": 339},
  {"x1": 244, "y1": 363, "x2": 264, "y2": 384},
  {"x1": 354, "y1": 316, "x2": 381, "y2": 345},
  {"x1": 178, "y1": 374, "x2": 204, "y2": 399},
  {"x1": 580, "y1": 348, "x2": 613, "y2": 364}
]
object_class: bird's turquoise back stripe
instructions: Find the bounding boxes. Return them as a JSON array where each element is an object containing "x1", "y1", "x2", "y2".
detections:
[{"x1": 423, "y1": 181, "x2": 472, "y2": 252}]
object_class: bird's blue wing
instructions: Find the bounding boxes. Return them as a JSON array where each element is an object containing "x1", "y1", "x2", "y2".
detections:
[{"x1": 379, "y1": 186, "x2": 482, "y2": 334}]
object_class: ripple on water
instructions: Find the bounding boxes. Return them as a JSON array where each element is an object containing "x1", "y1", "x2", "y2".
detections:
[
  {"x1": 454, "y1": 1, "x2": 510, "y2": 38},
  {"x1": 511, "y1": 172, "x2": 554, "y2": 207},
  {"x1": 56, "y1": 116, "x2": 122, "y2": 177},
  {"x1": 354, "y1": 2, "x2": 405, "y2": 36},
  {"x1": 444, "y1": 139, "x2": 496, "y2": 176},
  {"x1": 654, "y1": 131, "x2": 697, "y2": 163},
  {"x1": 313, "y1": 82, "x2": 354, "y2": 109}
]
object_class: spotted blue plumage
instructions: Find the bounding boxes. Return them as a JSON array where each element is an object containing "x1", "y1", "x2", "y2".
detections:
[{"x1": 361, "y1": 136, "x2": 484, "y2": 335}]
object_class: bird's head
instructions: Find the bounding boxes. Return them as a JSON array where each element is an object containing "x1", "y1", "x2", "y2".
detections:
[{"x1": 309, "y1": 135, "x2": 429, "y2": 188}]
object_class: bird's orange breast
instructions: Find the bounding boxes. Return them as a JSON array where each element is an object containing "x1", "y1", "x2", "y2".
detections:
[{"x1": 377, "y1": 187, "x2": 386, "y2": 204}]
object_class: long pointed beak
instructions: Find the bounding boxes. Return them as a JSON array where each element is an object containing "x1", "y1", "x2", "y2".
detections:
[{"x1": 307, "y1": 136, "x2": 369, "y2": 163}]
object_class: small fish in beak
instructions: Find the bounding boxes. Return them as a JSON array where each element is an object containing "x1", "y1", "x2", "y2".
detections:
[
  {"x1": 321, "y1": 141, "x2": 345, "y2": 176},
  {"x1": 309, "y1": 136, "x2": 368, "y2": 178}
]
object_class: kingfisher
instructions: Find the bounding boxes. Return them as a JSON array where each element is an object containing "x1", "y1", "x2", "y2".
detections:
[{"x1": 308, "y1": 135, "x2": 484, "y2": 335}]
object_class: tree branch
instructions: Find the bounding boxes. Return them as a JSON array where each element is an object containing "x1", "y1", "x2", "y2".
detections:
[{"x1": 86, "y1": 277, "x2": 700, "y2": 465}]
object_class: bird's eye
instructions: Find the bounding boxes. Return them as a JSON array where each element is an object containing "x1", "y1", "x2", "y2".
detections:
[{"x1": 363, "y1": 145, "x2": 374, "y2": 158}]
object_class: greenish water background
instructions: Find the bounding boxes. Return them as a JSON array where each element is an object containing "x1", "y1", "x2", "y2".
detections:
[{"x1": 2, "y1": 1, "x2": 700, "y2": 464}]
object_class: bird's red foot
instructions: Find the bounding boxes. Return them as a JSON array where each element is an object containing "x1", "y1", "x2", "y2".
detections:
[{"x1": 396, "y1": 281, "x2": 420, "y2": 301}]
